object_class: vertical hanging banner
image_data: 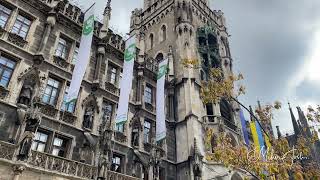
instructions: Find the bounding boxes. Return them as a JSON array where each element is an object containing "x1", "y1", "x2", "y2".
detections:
[
  {"x1": 250, "y1": 121, "x2": 260, "y2": 152},
  {"x1": 156, "y1": 58, "x2": 168, "y2": 142},
  {"x1": 239, "y1": 109, "x2": 250, "y2": 146},
  {"x1": 115, "y1": 35, "x2": 136, "y2": 126},
  {"x1": 66, "y1": 4, "x2": 95, "y2": 103}
]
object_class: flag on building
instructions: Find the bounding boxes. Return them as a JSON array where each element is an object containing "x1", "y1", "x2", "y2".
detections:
[
  {"x1": 156, "y1": 58, "x2": 168, "y2": 142},
  {"x1": 115, "y1": 35, "x2": 136, "y2": 126},
  {"x1": 66, "y1": 4, "x2": 95, "y2": 103},
  {"x1": 250, "y1": 121, "x2": 261, "y2": 152},
  {"x1": 264, "y1": 133, "x2": 272, "y2": 149},
  {"x1": 255, "y1": 121, "x2": 266, "y2": 154},
  {"x1": 239, "y1": 109, "x2": 250, "y2": 146}
]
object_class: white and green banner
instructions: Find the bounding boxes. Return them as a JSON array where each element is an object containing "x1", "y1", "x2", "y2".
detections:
[
  {"x1": 66, "y1": 5, "x2": 95, "y2": 103},
  {"x1": 156, "y1": 58, "x2": 168, "y2": 142},
  {"x1": 115, "y1": 35, "x2": 136, "y2": 126}
]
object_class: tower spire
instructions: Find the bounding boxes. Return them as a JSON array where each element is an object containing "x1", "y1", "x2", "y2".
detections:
[
  {"x1": 289, "y1": 103, "x2": 300, "y2": 136},
  {"x1": 99, "y1": 0, "x2": 111, "y2": 39},
  {"x1": 104, "y1": 0, "x2": 111, "y2": 16},
  {"x1": 276, "y1": 126, "x2": 282, "y2": 138}
]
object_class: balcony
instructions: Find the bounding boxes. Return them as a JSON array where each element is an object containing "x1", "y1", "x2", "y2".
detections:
[
  {"x1": 0, "y1": 141, "x2": 139, "y2": 180},
  {"x1": 0, "y1": 141, "x2": 15, "y2": 161},
  {"x1": 223, "y1": 118, "x2": 238, "y2": 132},
  {"x1": 29, "y1": 151, "x2": 97, "y2": 179},
  {"x1": 7, "y1": 32, "x2": 28, "y2": 48},
  {"x1": 202, "y1": 115, "x2": 217, "y2": 123},
  {"x1": 105, "y1": 82, "x2": 119, "y2": 95},
  {"x1": 108, "y1": 171, "x2": 140, "y2": 180},
  {"x1": 53, "y1": 56, "x2": 70, "y2": 69},
  {"x1": 59, "y1": 111, "x2": 77, "y2": 125}
]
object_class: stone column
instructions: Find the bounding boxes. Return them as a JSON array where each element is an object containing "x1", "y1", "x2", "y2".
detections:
[
  {"x1": 93, "y1": 45, "x2": 106, "y2": 87},
  {"x1": 12, "y1": 165, "x2": 26, "y2": 180},
  {"x1": 38, "y1": 13, "x2": 56, "y2": 54}
]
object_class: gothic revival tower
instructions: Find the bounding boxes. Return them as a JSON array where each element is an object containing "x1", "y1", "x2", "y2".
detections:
[{"x1": 130, "y1": 0, "x2": 243, "y2": 179}]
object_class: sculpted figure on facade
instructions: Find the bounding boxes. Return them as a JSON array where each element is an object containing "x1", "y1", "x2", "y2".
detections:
[
  {"x1": 18, "y1": 107, "x2": 41, "y2": 161},
  {"x1": 18, "y1": 79, "x2": 35, "y2": 106},
  {"x1": 83, "y1": 106, "x2": 95, "y2": 129}
]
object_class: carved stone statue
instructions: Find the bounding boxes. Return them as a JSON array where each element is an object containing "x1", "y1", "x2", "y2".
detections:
[
  {"x1": 132, "y1": 128, "x2": 139, "y2": 147},
  {"x1": 98, "y1": 153, "x2": 111, "y2": 179},
  {"x1": 83, "y1": 106, "x2": 94, "y2": 129},
  {"x1": 18, "y1": 79, "x2": 35, "y2": 106},
  {"x1": 18, "y1": 116, "x2": 40, "y2": 161}
]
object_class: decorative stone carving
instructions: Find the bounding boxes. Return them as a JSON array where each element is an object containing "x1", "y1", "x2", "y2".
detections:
[
  {"x1": 0, "y1": 85, "x2": 9, "y2": 99},
  {"x1": 105, "y1": 82, "x2": 119, "y2": 95},
  {"x1": 16, "y1": 108, "x2": 27, "y2": 125},
  {"x1": 0, "y1": 141, "x2": 15, "y2": 160},
  {"x1": 83, "y1": 106, "x2": 94, "y2": 129},
  {"x1": 53, "y1": 55, "x2": 70, "y2": 69},
  {"x1": 0, "y1": 26, "x2": 5, "y2": 38},
  {"x1": 17, "y1": 66, "x2": 45, "y2": 107},
  {"x1": 192, "y1": 138, "x2": 203, "y2": 180},
  {"x1": 145, "y1": 103, "x2": 154, "y2": 112},
  {"x1": 21, "y1": 0, "x2": 52, "y2": 12},
  {"x1": 29, "y1": 150, "x2": 98, "y2": 178},
  {"x1": 98, "y1": 153, "x2": 110, "y2": 179},
  {"x1": 18, "y1": 107, "x2": 41, "y2": 161},
  {"x1": 114, "y1": 131, "x2": 127, "y2": 143},
  {"x1": 8, "y1": 32, "x2": 28, "y2": 48},
  {"x1": 59, "y1": 111, "x2": 76, "y2": 124},
  {"x1": 12, "y1": 164, "x2": 26, "y2": 175},
  {"x1": 38, "y1": 103, "x2": 58, "y2": 117},
  {"x1": 18, "y1": 79, "x2": 35, "y2": 106}
]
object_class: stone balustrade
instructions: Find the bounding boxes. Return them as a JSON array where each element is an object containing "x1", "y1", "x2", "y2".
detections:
[
  {"x1": 29, "y1": 151, "x2": 97, "y2": 179},
  {"x1": 108, "y1": 171, "x2": 140, "y2": 180},
  {"x1": 0, "y1": 141, "x2": 15, "y2": 161},
  {"x1": 0, "y1": 141, "x2": 138, "y2": 180}
]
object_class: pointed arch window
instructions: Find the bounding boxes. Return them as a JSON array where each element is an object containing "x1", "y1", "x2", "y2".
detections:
[
  {"x1": 149, "y1": 33, "x2": 154, "y2": 49},
  {"x1": 161, "y1": 25, "x2": 167, "y2": 41}
]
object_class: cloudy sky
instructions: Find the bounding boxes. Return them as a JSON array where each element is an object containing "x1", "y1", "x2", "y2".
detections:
[{"x1": 78, "y1": 0, "x2": 320, "y2": 134}]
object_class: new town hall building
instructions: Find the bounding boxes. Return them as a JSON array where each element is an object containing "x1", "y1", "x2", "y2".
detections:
[{"x1": 0, "y1": 0, "x2": 245, "y2": 179}]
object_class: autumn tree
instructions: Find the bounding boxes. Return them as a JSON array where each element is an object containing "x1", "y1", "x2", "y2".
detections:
[{"x1": 183, "y1": 60, "x2": 320, "y2": 179}]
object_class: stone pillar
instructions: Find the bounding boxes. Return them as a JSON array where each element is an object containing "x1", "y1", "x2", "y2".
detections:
[
  {"x1": 12, "y1": 165, "x2": 26, "y2": 180},
  {"x1": 38, "y1": 13, "x2": 56, "y2": 54},
  {"x1": 94, "y1": 45, "x2": 106, "y2": 87}
]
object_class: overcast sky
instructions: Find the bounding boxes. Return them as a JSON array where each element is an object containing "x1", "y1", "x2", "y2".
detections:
[{"x1": 78, "y1": 0, "x2": 320, "y2": 135}]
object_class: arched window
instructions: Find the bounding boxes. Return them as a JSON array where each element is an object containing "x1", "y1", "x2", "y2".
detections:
[
  {"x1": 208, "y1": 33, "x2": 217, "y2": 47},
  {"x1": 155, "y1": 53, "x2": 164, "y2": 62},
  {"x1": 161, "y1": 25, "x2": 166, "y2": 41},
  {"x1": 220, "y1": 98, "x2": 233, "y2": 122},
  {"x1": 149, "y1": 33, "x2": 154, "y2": 49}
]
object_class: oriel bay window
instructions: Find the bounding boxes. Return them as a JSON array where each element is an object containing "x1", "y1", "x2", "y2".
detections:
[
  {"x1": 11, "y1": 14, "x2": 31, "y2": 39},
  {"x1": 42, "y1": 77, "x2": 61, "y2": 106},
  {"x1": 0, "y1": 4, "x2": 11, "y2": 28},
  {"x1": 0, "y1": 55, "x2": 16, "y2": 88}
]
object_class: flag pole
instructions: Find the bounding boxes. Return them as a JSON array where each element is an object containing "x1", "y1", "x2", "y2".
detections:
[{"x1": 84, "y1": 2, "x2": 95, "y2": 13}]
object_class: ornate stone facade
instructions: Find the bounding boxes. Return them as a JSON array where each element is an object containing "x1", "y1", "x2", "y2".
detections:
[{"x1": 0, "y1": 0, "x2": 245, "y2": 179}]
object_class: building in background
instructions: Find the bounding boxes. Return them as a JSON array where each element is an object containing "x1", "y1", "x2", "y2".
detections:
[{"x1": 0, "y1": 0, "x2": 244, "y2": 179}]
